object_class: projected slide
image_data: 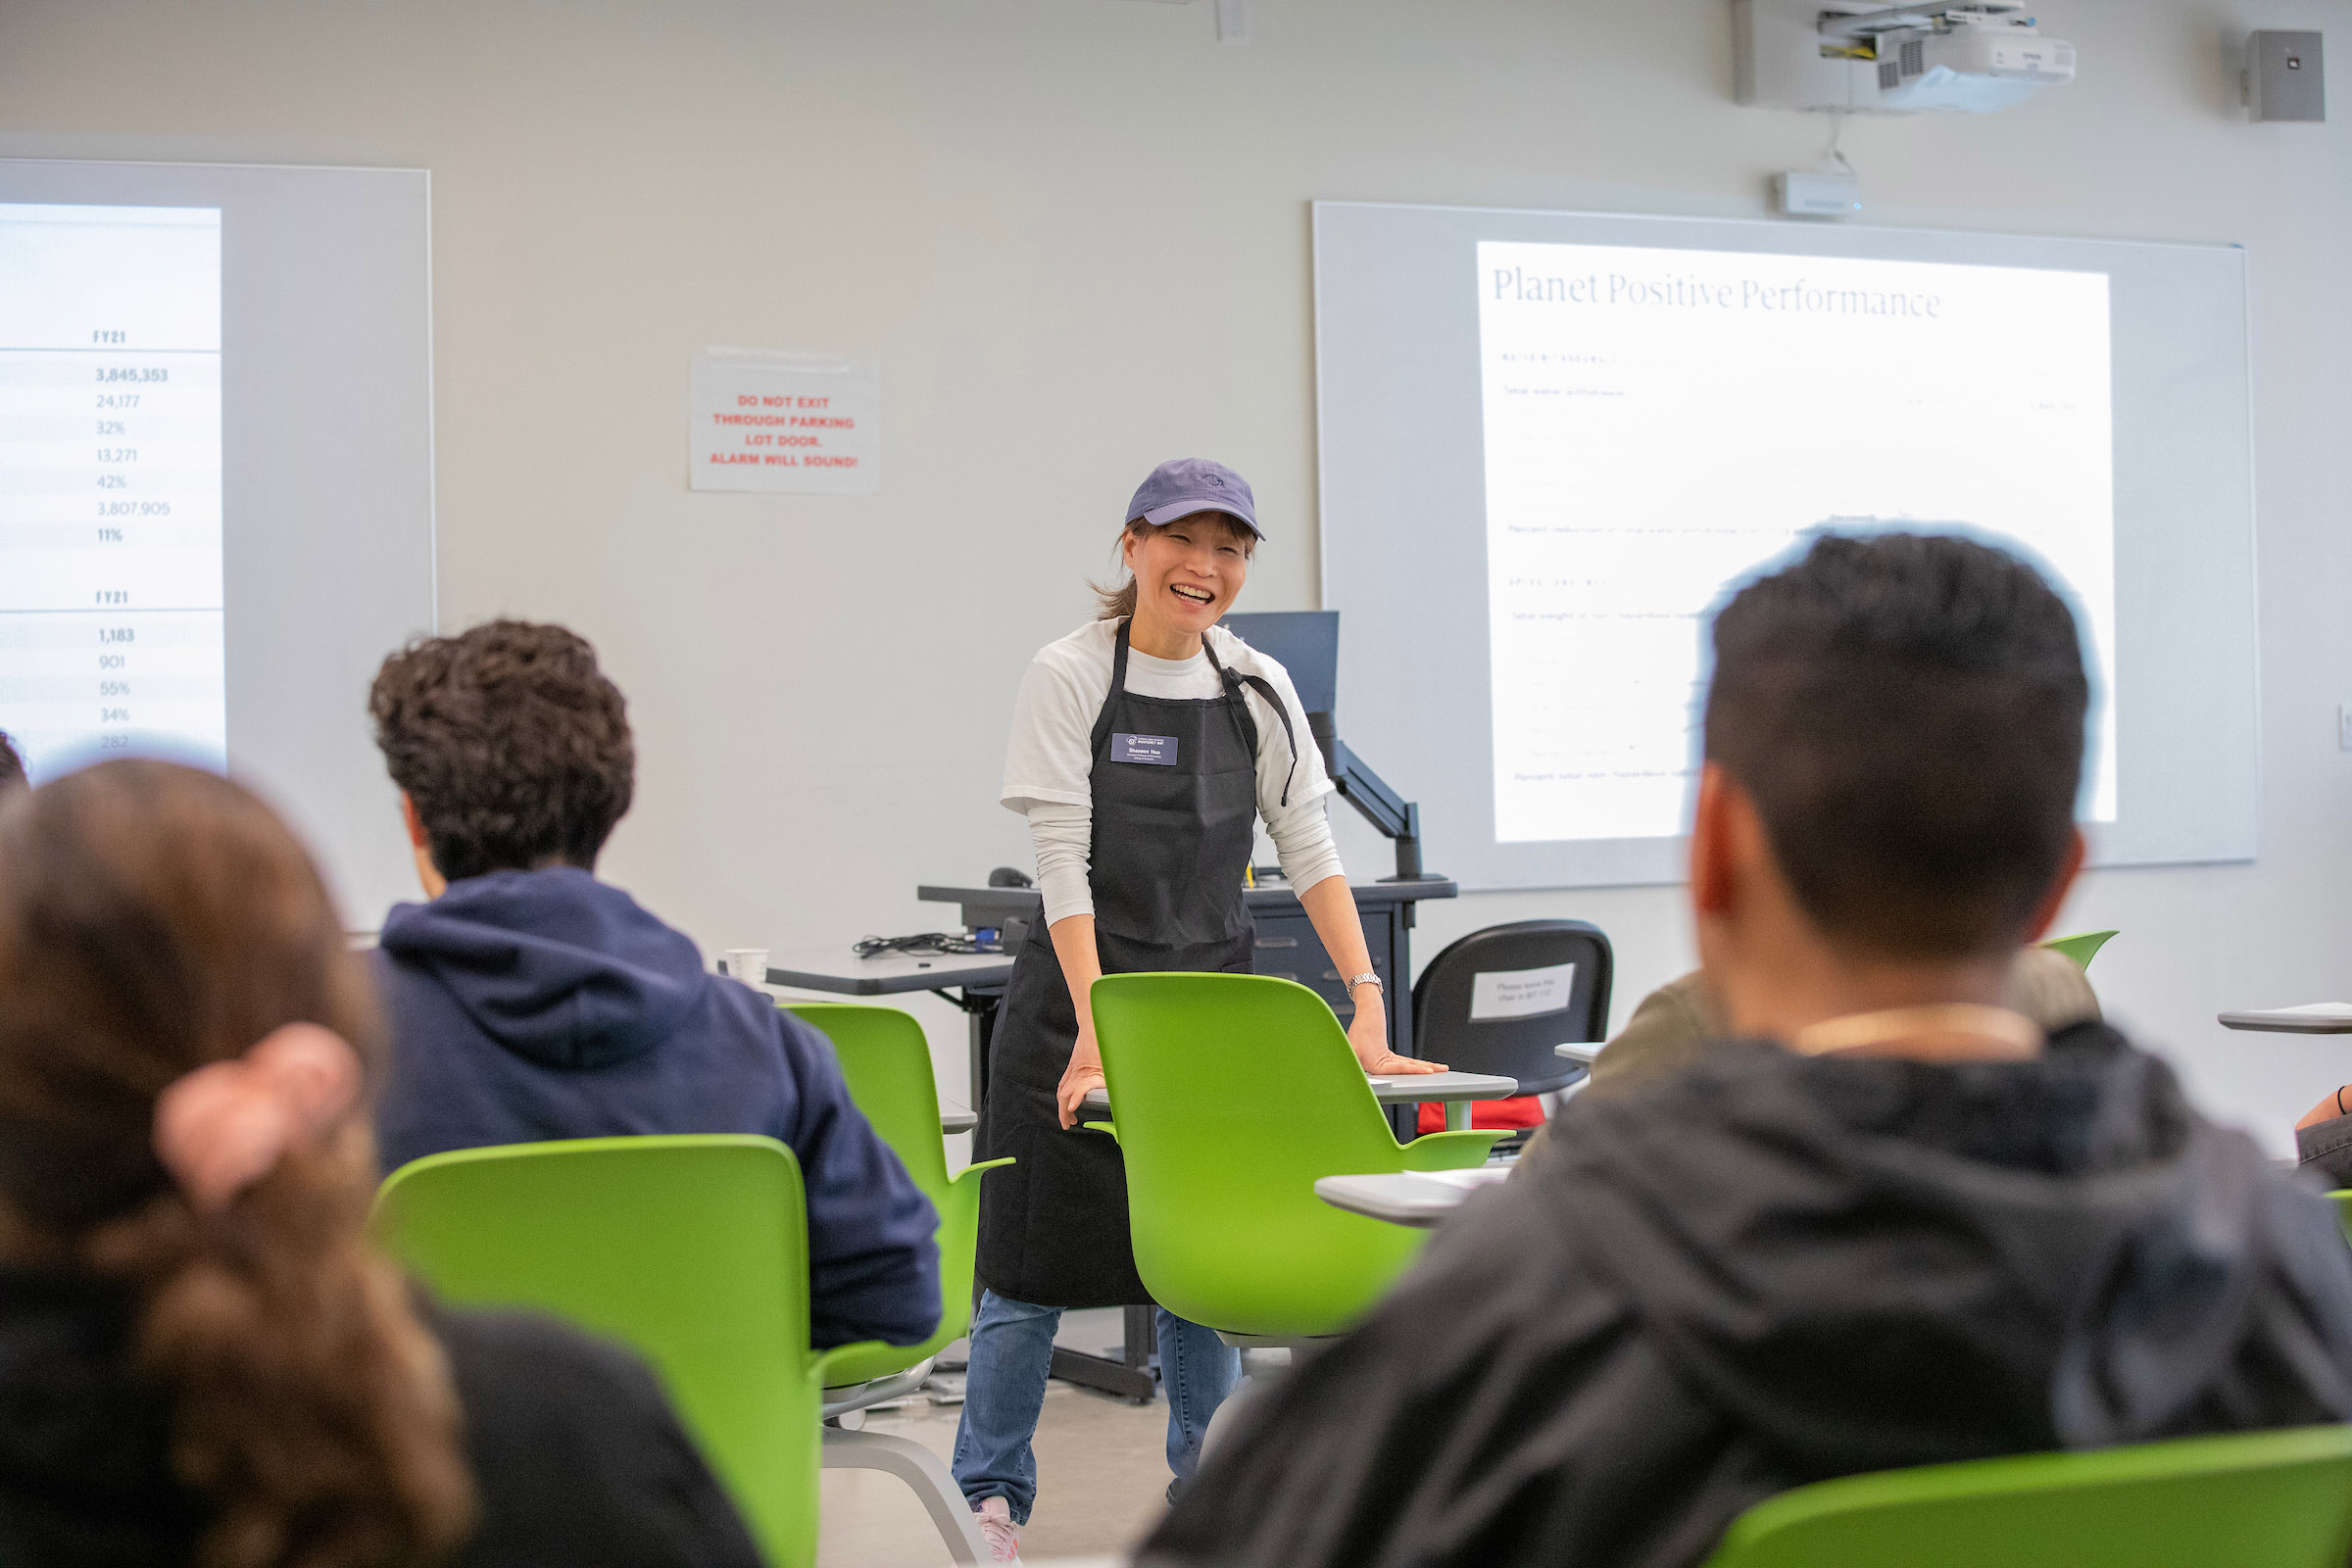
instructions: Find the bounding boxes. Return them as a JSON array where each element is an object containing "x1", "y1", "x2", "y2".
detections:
[
  {"x1": 1477, "y1": 241, "x2": 2114, "y2": 844},
  {"x1": 0, "y1": 203, "x2": 223, "y2": 778}
]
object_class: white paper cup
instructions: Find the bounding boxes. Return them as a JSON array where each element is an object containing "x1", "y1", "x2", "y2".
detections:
[{"x1": 725, "y1": 948, "x2": 770, "y2": 988}]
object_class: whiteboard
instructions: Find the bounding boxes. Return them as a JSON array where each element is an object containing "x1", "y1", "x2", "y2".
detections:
[
  {"x1": 0, "y1": 161, "x2": 435, "y2": 925},
  {"x1": 1314, "y1": 201, "x2": 2256, "y2": 893}
]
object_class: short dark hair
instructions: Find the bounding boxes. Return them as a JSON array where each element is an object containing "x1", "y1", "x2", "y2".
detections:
[
  {"x1": 368, "y1": 619, "x2": 635, "y2": 882},
  {"x1": 0, "y1": 731, "x2": 24, "y2": 799},
  {"x1": 1704, "y1": 531, "x2": 2087, "y2": 958}
]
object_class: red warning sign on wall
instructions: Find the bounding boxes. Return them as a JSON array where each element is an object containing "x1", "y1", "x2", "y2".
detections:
[{"x1": 690, "y1": 349, "x2": 880, "y2": 495}]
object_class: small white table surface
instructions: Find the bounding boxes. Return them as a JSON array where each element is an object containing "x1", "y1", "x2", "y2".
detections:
[
  {"x1": 2219, "y1": 1004, "x2": 2352, "y2": 1035},
  {"x1": 1079, "y1": 1070, "x2": 1517, "y2": 1132},
  {"x1": 760, "y1": 943, "x2": 1016, "y2": 997},
  {"x1": 1315, "y1": 1165, "x2": 1514, "y2": 1227},
  {"x1": 752, "y1": 951, "x2": 1003, "y2": 1129}
]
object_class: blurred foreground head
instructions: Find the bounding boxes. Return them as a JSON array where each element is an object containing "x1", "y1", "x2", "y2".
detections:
[{"x1": 0, "y1": 760, "x2": 471, "y2": 1568}]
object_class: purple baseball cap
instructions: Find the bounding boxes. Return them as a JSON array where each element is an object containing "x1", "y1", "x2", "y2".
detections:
[{"x1": 1126, "y1": 458, "x2": 1263, "y2": 540}]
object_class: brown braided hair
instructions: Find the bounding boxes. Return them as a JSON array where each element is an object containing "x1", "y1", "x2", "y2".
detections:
[{"x1": 0, "y1": 760, "x2": 475, "y2": 1568}]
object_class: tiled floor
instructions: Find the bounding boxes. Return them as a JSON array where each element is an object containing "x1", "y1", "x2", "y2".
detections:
[
  {"x1": 817, "y1": 1375, "x2": 1171, "y2": 1565},
  {"x1": 817, "y1": 1309, "x2": 1295, "y2": 1565}
]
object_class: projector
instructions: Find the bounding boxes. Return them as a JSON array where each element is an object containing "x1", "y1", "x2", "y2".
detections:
[
  {"x1": 1735, "y1": 0, "x2": 2076, "y2": 115},
  {"x1": 1873, "y1": 10, "x2": 2076, "y2": 112}
]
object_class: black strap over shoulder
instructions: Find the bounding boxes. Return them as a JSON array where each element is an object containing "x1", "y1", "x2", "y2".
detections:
[
  {"x1": 1203, "y1": 636, "x2": 1298, "y2": 808},
  {"x1": 1090, "y1": 619, "x2": 1135, "y2": 757}
]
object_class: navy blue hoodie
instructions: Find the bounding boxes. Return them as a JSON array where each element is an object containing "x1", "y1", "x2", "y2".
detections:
[{"x1": 371, "y1": 866, "x2": 940, "y2": 1350}]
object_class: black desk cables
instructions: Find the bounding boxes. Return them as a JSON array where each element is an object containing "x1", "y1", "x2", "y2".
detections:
[{"x1": 853, "y1": 931, "x2": 996, "y2": 958}]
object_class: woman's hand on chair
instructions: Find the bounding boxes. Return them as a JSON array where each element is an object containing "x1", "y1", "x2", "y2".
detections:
[{"x1": 1056, "y1": 1031, "x2": 1107, "y2": 1129}]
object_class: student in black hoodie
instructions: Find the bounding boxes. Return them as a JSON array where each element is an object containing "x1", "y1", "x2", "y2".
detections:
[
  {"x1": 365, "y1": 618, "x2": 940, "y2": 1351},
  {"x1": 0, "y1": 759, "x2": 762, "y2": 1568},
  {"x1": 1144, "y1": 531, "x2": 2352, "y2": 1568}
]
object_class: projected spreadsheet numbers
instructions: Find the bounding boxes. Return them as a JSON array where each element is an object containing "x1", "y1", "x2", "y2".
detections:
[
  {"x1": 1475, "y1": 240, "x2": 2116, "y2": 845},
  {"x1": 0, "y1": 204, "x2": 223, "y2": 778}
]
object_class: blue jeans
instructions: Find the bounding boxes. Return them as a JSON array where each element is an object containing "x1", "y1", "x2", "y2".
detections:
[{"x1": 952, "y1": 1289, "x2": 1239, "y2": 1524}]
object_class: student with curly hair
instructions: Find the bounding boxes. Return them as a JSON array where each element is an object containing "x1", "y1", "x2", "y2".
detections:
[
  {"x1": 0, "y1": 759, "x2": 762, "y2": 1568},
  {"x1": 366, "y1": 618, "x2": 941, "y2": 1352}
]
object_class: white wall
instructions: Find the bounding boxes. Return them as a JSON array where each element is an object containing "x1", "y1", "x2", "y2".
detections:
[{"x1": 5, "y1": 0, "x2": 2348, "y2": 1152}]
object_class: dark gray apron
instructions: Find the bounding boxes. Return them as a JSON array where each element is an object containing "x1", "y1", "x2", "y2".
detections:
[{"x1": 975, "y1": 620, "x2": 1295, "y2": 1308}]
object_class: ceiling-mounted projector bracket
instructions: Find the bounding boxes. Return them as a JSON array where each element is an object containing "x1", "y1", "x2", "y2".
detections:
[{"x1": 1815, "y1": 4, "x2": 2025, "y2": 44}]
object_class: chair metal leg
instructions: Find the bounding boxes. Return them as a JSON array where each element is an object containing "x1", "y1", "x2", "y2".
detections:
[{"x1": 820, "y1": 1424, "x2": 990, "y2": 1564}]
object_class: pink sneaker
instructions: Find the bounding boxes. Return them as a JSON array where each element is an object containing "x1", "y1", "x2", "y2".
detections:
[{"x1": 973, "y1": 1495, "x2": 1022, "y2": 1563}]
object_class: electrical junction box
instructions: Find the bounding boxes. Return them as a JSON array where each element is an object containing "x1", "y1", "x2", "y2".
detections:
[
  {"x1": 2245, "y1": 31, "x2": 2324, "y2": 122},
  {"x1": 1776, "y1": 171, "x2": 1863, "y2": 217},
  {"x1": 1735, "y1": 0, "x2": 2074, "y2": 114}
]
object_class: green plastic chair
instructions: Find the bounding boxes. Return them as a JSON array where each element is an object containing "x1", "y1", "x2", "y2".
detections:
[
  {"x1": 1700, "y1": 1424, "x2": 2352, "y2": 1568},
  {"x1": 1089, "y1": 970, "x2": 1500, "y2": 1343},
  {"x1": 2041, "y1": 929, "x2": 2119, "y2": 970},
  {"x1": 783, "y1": 1005, "x2": 1003, "y2": 1563},
  {"x1": 374, "y1": 1136, "x2": 858, "y2": 1568},
  {"x1": 785, "y1": 1002, "x2": 1008, "y2": 1385}
]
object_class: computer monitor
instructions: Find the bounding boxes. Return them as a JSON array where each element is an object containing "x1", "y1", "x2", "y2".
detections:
[{"x1": 1220, "y1": 610, "x2": 1338, "y2": 715}]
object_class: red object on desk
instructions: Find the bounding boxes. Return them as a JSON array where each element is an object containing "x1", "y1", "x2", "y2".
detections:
[{"x1": 1416, "y1": 1095, "x2": 1545, "y2": 1135}]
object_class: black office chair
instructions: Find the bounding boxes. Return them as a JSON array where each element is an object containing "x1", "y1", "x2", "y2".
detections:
[{"x1": 1410, "y1": 920, "x2": 1613, "y2": 1147}]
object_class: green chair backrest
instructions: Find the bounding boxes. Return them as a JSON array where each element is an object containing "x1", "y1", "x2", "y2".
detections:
[
  {"x1": 1090, "y1": 971, "x2": 1494, "y2": 1340},
  {"x1": 375, "y1": 1136, "x2": 856, "y2": 1568},
  {"x1": 2330, "y1": 1190, "x2": 2352, "y2": 1248},
  {"x1": 2041, "y1": 930, "x2": 2119, "y2": 970},
  {"x1": 1701, "y1": 1425, "x2": 2352, "y2": 1568},
  {"x1": 785, "y1": 1002, "x2": 1008, "y2": 1385}
]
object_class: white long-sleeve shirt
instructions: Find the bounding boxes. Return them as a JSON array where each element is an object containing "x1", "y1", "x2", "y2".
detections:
[{"x1": 1002, "y1": 619, "x2": 1346, "y2": 926}]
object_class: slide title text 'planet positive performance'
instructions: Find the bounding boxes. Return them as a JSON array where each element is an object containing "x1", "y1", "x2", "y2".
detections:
[{"x1": 1493, "y1": 266, "x2": 1942, "y2": 318}]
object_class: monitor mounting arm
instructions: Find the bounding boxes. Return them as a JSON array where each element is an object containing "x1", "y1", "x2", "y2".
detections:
[{"x1": 1307, "y1": 711, "x2": 1427, "y2": 884}]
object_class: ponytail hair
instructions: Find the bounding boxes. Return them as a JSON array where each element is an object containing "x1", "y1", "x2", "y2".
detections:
[
  {"x1": 1091, "y1": 512, "x2": 1256, "y2": 620},
  {"x1": 1092, "y1": 519, "x2": 1155, "y2": 621},
  {"x1": 0, "y1": 760, "x2": 473, "y2": 1568}
]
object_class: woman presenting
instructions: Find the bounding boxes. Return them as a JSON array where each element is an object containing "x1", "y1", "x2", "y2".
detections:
[{"x1": 954, "y1": 459, "x2": 1445, "y2": 1558}]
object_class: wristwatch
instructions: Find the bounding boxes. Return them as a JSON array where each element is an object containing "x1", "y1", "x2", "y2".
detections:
[{"x1": 1344, "y1": 971, "x2": 1382, "y2": 995}]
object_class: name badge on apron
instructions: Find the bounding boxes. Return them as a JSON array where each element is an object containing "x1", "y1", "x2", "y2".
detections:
[{"x1": 1109, "y1": 732, "x2": 1178, "y2": 765}]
